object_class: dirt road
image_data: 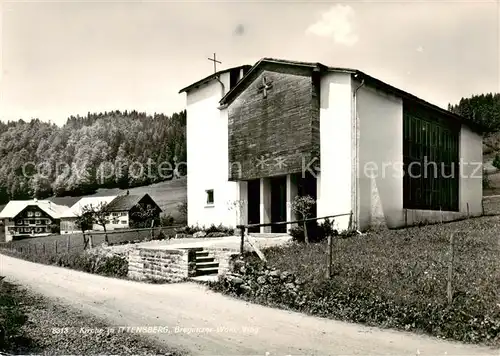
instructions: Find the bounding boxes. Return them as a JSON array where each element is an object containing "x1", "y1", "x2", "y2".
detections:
[{"x1": 1, "y1": 255, "x2": 498, "y2": 355}]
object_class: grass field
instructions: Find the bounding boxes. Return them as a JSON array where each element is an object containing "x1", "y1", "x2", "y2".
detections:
[
  {"x1": 1, "y1": 226, "x2": 180, "y2": 255},
  {"x1": 222, "y1": 213, "x2": 500, "y2": 345}
]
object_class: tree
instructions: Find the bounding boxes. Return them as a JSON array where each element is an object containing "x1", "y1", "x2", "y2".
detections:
[
  {"x1": 88, "y1": 202, "x2": 111, "y2": 244},
  {"x1": 131, "y1": 205, "x2": 159, "y2": 229},
  {"x1": 177, "y1": 199, "x2": 188, "y2": 223},
  {"x1": 74, "y1": 207, "x2": 94, "y2": 249},
  {"x1": 291, "y1": 195, "x2": 316, "y2": 244},
  {"x1": 493, "y1": 154, "x2": 500, "y2": 170},
  {"x1": 0, "y1": 109, "x2": 186, "y2": 200}
]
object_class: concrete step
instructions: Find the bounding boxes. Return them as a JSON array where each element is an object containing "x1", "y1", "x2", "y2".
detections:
[
  {"x1": 196, "y1": 267, "x2": 219, "y2": 276},
  {"x1": 178, "y1": 246, "x2": 204, "y2": 252},
  {"x1": 195, "y1": 256, "x2": 215, "y2": 263},
  {"x1": 195, "y1": 251, "x2": 210, "y2": 258},
  {"x1": 195, "y1": 261, "x2": 219, "y2": 269},
  {"x1": 190, "y1": 275, "x2": 218, "y2": 283}
]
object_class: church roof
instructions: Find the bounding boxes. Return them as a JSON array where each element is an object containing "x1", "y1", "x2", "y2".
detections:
[
  {"x1": 217, "y1": 57, "x2": 485, "y2": 133},
  {"x1": 178, "y1": 65, "x2": 252, "y2": 94}
]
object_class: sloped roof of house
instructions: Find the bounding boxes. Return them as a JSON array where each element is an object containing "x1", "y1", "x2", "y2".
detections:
[
  {"x1": 105, "y1": 194, "x2": 161, "y2": 212},
  {"x1": 0, "y1": 200, "x2": 69, "y2": 219},
  {"x1": 178, "y1": 65, "x2": 252, "y2": 94},
  {"x1": 215, "y1": 57, "x2": 485, "y2": 133},
  {"x1": 61, "y1": 196, "x2": 117, "y2": 218}
]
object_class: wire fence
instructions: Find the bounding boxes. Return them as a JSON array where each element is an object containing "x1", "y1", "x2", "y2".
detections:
[{"x1": 1, "y1": 225, "x2": 181, "y2": 255}]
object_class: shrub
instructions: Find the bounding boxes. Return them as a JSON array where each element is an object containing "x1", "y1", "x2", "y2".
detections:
[
  {"x1": 0, "y1": 248, "x2": 128, "y2": 278},
  {"x1": 288, "y1": 218, "x2": 337, "y2": 243},
  {"x1": 49, "y1": 224, "x2": 60, "y2": 234},
  {"x1": 175, "y1": 225, "x2": 202, "y2": 235},
  {"x1": 493, "y1": 153, "x2": 500, "y2": 170},
  {"x1": 291, "y1": 195, "x2": 316, "y2": 244},
  {"x1": 204, "y1": 224, "x2": 234, "y2": 236},
  {"x1": 175, "y1": 224, "x2": 234, "y2": 236},
  {"x1": 160, "y1": 214, "x2": 175, "y2": 227},
  {"x1": 206, "y1": 232, "x2": 230, "y2": 238},
  {"x1": 483, "y1": 170, "x2": 491, "y2": 189},
  {"x1": 177, "y1": 200, "x2": 187, "y2": 222}
]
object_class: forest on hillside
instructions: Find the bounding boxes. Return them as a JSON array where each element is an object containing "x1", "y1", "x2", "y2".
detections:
[
  {"x1": 448, "y1": 93, "x2": 500, "y2": 155},
  {"x1": 0, "y1": 110, "x2": 186, "y2": 204}
]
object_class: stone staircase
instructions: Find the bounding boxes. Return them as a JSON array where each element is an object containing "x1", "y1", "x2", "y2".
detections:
[{"x1": 194, "y1": 249, "x2": 219, "y2": 276}]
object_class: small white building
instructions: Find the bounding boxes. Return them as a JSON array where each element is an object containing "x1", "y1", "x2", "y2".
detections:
[
  {"x1": 179, "y1": 57, "x2": 484, "y2": 232},
  {"x1": 60, "y1": 196, "x2": 117, "y2": 234}
]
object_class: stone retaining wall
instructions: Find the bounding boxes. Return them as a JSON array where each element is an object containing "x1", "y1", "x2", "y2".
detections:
[
  {"x1": 204, "y1": 248, "x2": 240, "y2": 277},
  {"x1": 128, "y1": 248, "x2": 197, "y2": 282}
]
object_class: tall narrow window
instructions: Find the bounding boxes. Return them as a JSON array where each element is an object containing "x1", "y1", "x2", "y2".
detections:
[
  {"x1": 403, "y1": 103, "x2": 460, "y2": 211},
  {"x1": 206, "y1": 189, "x2": 214, "y2": 205}
]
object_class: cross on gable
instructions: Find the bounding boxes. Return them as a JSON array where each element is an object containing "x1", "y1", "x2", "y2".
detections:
[
  {"x1": 207, "y1": 53, "x2": 222, "y2": 73},
  {"x1": 258, "y1": 76, "x2": 273, "y2": 98}
]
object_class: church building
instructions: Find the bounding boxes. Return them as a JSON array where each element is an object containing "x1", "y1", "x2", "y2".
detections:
[{"x1": 179, "y1": 58, "x2": 483, "y2": 232}]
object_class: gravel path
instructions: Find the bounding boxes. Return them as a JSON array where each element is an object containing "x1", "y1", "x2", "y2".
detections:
[
  {"x1": 1, "y1": 280, "x2": 183, "y2": 355},
  {"x1": 2, "y1": 254, "x2": 499, "y2": 355}
]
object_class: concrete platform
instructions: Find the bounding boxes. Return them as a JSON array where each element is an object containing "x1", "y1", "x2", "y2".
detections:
[{"x1": 133, "y1": 234, "x2": 292, "y2": 251}]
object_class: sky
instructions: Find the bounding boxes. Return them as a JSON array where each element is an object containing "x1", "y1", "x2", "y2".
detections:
[{"x1": 1, "y1": 0, "x2": 499, "y2": 126}]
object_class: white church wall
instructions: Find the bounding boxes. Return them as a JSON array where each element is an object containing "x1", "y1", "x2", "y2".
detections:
[
  {"x1": 356, "y1": 84, "x2": 403, "y2": 230},
  {"x1": 317, "y1": 72, "x2": 353, "y2": 231},
  {"x1": 357, "y1": 84, "x2": 483, "y2": 229},
  {"x1": 185, "y1": 74, "x2": 239, "y2": 229},
  {"x1": 459, "y1": 125, "x2": 483, "y2": 216}
]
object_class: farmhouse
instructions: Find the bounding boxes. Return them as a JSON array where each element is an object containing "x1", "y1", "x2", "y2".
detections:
[
  {"x1": 0, "y1": 199, "x2": 68, "y2": 242},
  {"x1": 60, "y1": 193, "x2": 161, "y2": 233},
  {"x1": 105, "y1": 193, "x2": 161, "y2": 228},
  {"x1": 179, "y1": 58, "x2": 484, "y2": 232}
]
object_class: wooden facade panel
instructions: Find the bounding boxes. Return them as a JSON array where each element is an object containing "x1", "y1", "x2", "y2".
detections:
[
  {"x1": 402, "y1": 101, "x2": 460, "y2": 211},
  {"x1": 228, "y1": 66, "x2": 320, "y2": 181}
]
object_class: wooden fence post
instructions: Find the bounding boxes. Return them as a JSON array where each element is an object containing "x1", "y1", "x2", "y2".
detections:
[
  {"x1": 466, "y1": 202, "x2": 470, "y2": 219},
  {"x1": 447, "y1": 232, "x2": 455, "y2": 305},
  {"x1": 326, "y1": 235, "x2": 333, "y2": 279},
  {"x1": 43, "y1": 243, "x2": 45, "y2": 254},
  {"x1": 54, "y1": 240, "x2": 58, "y2": 254},
  {"x1": 67, "y1": 235, "x2": 70, "y2": 253},
  {"x1": 239, "y1": 226, "x2": 245, "y2": 254}
]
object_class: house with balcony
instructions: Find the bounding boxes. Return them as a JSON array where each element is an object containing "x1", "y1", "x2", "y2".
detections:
[{"x1": 0, "y1": 199, "x2": 68, "y2": 242}]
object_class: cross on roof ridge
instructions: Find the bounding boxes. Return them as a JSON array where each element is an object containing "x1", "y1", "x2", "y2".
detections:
[{"x1": 207, "y1": 53, "x2": 222, "y2": 73}]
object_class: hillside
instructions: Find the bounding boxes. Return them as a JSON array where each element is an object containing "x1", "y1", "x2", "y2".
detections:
[
  {"x1": 0, "y1": 176, "x2": 187, "y2": 221},
  {"x1": 0, "y1": 110, "x2": 186, "y2": 205}
]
